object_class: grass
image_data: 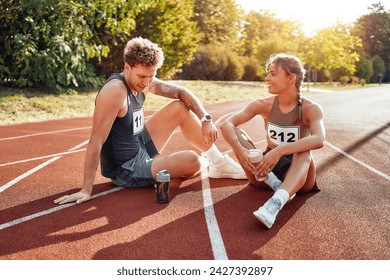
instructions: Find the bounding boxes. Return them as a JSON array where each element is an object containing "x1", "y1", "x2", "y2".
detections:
[{"x1": 0, "y1": 81, "x2": 374, "y2": 125}]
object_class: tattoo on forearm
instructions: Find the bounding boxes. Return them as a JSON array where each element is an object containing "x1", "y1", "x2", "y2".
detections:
[{"x1": 154, "y1": 81, "x2": 204, "y2": 117}]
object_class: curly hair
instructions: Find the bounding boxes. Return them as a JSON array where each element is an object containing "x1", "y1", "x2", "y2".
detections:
[
  {"x1": 266, "y1": 53, "x2": 306, "y2": 96},
  {"x1": 124, "y1": 37, "x2": 164, "y2": 69}
]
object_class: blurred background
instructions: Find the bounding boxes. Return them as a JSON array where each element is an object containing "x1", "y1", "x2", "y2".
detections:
[{"x1": 1, "y1": 0, "x2": 389, "y2": 92}]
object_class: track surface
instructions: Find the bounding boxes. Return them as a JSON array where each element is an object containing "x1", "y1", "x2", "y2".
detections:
[{"x1": 0, "y1": 85, "x2": 389, "y2": 260}]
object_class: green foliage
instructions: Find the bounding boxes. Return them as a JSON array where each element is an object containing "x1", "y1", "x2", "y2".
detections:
[
  {"x1": 339, "y1": 76, "x2": 350, "y2": 85},
  {"x1": 357, "y1": 57, "x2": 374, "y2": 82},
  {"x1": 1, "y1": 0, "x2": 102, "y2": 91},
  {"x1": 133, "y1": 0, "x2": 200, "y2": 79},
  {"x1": 241, "y1": 56, "x2": 261, "y2": 81},
  {"x1": 371, "y1": 55, "x2": 386, "y2": 82},
  {"x1": 193, "y1": 0, "x2": 244, "y2": 52},
  {"x1": 353, "y1": 2, "x2": 390, "y2": 81},
  {"x1": 304, "y1": 23, "x2": 362, "y2": 81},
  {"x1": 1, "y1": 0, "x2": 389, "y2": 92},
  {"x1": 0, "y1": 0, "x2": 152, "y2": 92},
  {"x1": 178, "y1": 44, "x2": 244, "y2": 81},
  {"x1": 240, "y1": 10, "x2": 307, "y2": 80}
]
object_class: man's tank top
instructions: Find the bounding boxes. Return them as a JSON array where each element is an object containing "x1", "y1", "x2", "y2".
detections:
[
  {"x1": 99, "y1": 74, "x2": 146, "y2": 179},
  {"x1": 264, "y1": 96, "x2": 310, "y2": 149}
]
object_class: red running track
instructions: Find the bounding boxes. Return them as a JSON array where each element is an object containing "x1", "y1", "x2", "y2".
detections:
[{"x1": 0, "y1": 100, "x2": 389, "y2": 260}]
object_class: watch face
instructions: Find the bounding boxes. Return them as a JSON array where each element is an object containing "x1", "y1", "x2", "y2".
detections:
[{"x1": 205, "y1": 115, "x2": 211, "y2": 121}]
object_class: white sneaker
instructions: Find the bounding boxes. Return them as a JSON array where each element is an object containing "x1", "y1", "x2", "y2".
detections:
[
  {"x1": 253, "y1": 197, "x2": 282, "y2": 228},
  {"x1": 208, "y1": 154, "x2": 246, "y2": 179},
  {"x1": 198, "y1": 155, "x2": 210, "y2": 169}
]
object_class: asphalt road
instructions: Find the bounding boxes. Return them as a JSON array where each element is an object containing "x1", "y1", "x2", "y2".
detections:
[{"x1": 308, "y1": 85, "x2": 389, "y2": 178}]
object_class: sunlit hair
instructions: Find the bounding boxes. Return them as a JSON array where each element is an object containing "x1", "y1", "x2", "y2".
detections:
[
  {"x1": 266, "y1": 53, "x2": 306, "y2": 96},
  {"x1": 124, "y1": 37, "x2": 164, "y2": 69}
]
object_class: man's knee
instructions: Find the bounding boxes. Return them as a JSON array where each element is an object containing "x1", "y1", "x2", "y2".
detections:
[
  {"x1": 183, "y1": 151, "x2": 204, "y2": 177},
  {"x1": 167, "y1": 100, "x2": 189, "y2": 115}
]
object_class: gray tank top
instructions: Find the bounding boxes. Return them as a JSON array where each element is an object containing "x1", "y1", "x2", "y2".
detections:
[
  {"x1": 265, "y1": 96, "x2": 310, "y2": 149},
  {"x1": 99, "y1": 74, "x2": 146, "y2": 178}
]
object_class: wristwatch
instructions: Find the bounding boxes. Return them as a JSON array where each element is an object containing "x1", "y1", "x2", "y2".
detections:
[{"x1": 200, "y1": 114, "x2": 212, "y2": 123}]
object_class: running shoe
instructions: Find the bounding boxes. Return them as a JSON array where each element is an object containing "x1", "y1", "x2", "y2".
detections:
[
  {"x1": 253, "y1": 197, "x2": 282, "y2": 228},
  {"x1": 208, "y1": 154, "x2": 246, "y2": 179}
]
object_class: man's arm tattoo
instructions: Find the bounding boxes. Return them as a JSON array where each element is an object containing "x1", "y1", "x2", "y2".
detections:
[{"x1": 153, "y1": 80, "x2": 206, "y2": 118}]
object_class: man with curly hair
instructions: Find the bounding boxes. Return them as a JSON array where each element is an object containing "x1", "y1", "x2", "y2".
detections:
[{"x1": 55, "y1": 37, "x2": 245, "y2": 205}]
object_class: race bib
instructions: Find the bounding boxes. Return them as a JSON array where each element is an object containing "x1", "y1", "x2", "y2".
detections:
[
  {"x1": 267, "y1": 122, "x2": 300, "y2": 146},
  {"x1": 133, "y1": 108, "x2": 144, "y2": 135}
]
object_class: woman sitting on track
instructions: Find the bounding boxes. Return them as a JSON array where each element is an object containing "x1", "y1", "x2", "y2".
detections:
[{"x1": 220, "y1": 53, "x2": 326, "y2": 229}]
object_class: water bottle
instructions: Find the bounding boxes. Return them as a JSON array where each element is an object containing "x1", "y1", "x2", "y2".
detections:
[
  {"x1": 247, "y1": 149, "x2": 268, "y2": 181},
  {"x1": 156, "y1": 170, "x2": 170, "y2": 204}
]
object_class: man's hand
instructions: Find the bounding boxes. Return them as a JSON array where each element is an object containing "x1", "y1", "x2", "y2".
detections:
[
  {"x1": 202, "y1": 121, "x2": 219, "y2": 144},
  {"x1": 54, "y1": 189, "x2": 92, "y2": 205}
]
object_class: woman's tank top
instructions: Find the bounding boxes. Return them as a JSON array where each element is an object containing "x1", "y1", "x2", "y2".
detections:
[
  {"x1": 99, "y1": 74, "x2": 146, "y2": 178},
  {"x1": 264, "y1": 96, "x2": 310, "y2": 149}
]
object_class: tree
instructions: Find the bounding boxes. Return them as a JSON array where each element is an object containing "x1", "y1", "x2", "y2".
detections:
[
  {"x1": 132, "y1": 0, "x2": 200, "y2": 79},
  {"x1": 0, "y1": 0, "x2": 150, "y2": 91},
  {"x1": 372, "y1": 55, "x2": 386, "y2": 83},
  {"x1": 303, "y1": 23, "x2": 362, "y2": 81},
  {"x1": 178, "y1": 44, "x2": 244, "y2": 81},
  {"x1": 241, "y1": 10, "x2": 306, "y2": 79},
  {"x1": 357, "y1": 57, "x2": 374, "y2": 83},
  {"x1": 193, "y1": 0, "x2": 244, "y2": 52},
  {"x1": 353, "y1": 2, "x2": 390, "y2": 81}
]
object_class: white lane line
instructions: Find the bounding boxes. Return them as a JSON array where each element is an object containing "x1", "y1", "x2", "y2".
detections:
[
  {"x1": 0, "y1": 140, "x2": 89, "y2": 193},
  {"x1": 0, "y1": 127, "x2": 91, "y2": 141},
  {"x1": 0, "y1": 187, "x2": 122, "y2": 231},
  {"x1": 325, "y1": 140, "x2": 390, "y2": 181},
  {"x1": 201, "y1": 165, "x2": 229, "y2": 260},
  {"x1": 0, "y1": 148, "x2": 86, "y2": 167}
]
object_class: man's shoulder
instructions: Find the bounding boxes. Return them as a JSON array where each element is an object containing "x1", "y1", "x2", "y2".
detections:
[{"x1": 100, "y1": 78, "x2": 127, "y2": 94}]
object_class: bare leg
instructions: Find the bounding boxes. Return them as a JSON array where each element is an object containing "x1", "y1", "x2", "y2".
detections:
[
  {"x1": 279, "y1": 151, "x2": 317, "y2": 196},
  {"x1": 146, "y1": 100, "x2": 212, "y2": 152},
  {"x1": 146, "y1": 100, "x2": 212, "y2": 179}
]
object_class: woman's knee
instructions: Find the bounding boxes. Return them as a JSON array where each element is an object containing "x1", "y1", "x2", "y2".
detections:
[
  {"x1": 293, "y1": 151, "x2": 312, "y2": 166},
  {"x1": 298, "y1": 157, "x2": 317, "y2": 193}
]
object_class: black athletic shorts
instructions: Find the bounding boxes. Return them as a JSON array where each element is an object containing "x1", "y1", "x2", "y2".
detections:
[{"x1": 263, "y1": 147, "x2": 292, "y2": 182}]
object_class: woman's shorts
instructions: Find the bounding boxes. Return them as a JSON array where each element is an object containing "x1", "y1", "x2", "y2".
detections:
[{"x1": 264, "y1": 148, "x2": 293, "y2": 182}]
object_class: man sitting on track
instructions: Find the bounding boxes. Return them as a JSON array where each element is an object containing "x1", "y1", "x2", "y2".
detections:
[
  {"x1": 220, "y1": 53, "x2": 326, "y2": 229},
  {"x1": 55, "y1": 37, "x2": 245, "y2": 205}
]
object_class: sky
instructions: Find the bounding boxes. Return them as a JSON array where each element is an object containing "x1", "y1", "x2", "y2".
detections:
[{"x1": 235, "y1": 0, "x2": 390, "y2": 35}]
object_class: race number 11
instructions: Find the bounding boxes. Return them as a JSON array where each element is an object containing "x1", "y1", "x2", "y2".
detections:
[{"x1": 133, "y1": 108, "x2": 144, "y2": 135}]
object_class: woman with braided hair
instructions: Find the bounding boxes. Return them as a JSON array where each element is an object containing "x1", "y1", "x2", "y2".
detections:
[{"x1": 220, "y1": 53, "x2": 326, "y2": 228}]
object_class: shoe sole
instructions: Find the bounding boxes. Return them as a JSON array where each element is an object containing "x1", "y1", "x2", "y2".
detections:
[{"x1": 253, "y1": 211, "x2": 272, "y2": 229}]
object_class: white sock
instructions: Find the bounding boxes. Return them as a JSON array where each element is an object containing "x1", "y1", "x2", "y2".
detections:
[
  {"x1": 264, "y1": 172, "x2": 281, "y2": 190},
  {"x1": 272, "y1": 189, "x2": 289, "y2": 209},
  {"x1": 202, "y1": 144, "x2": 225, "y2": 164}
]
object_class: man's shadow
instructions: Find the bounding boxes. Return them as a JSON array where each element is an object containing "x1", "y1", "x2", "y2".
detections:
[{"x1": 0, "y1": 178, "x2": 204, "y2": 259}]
